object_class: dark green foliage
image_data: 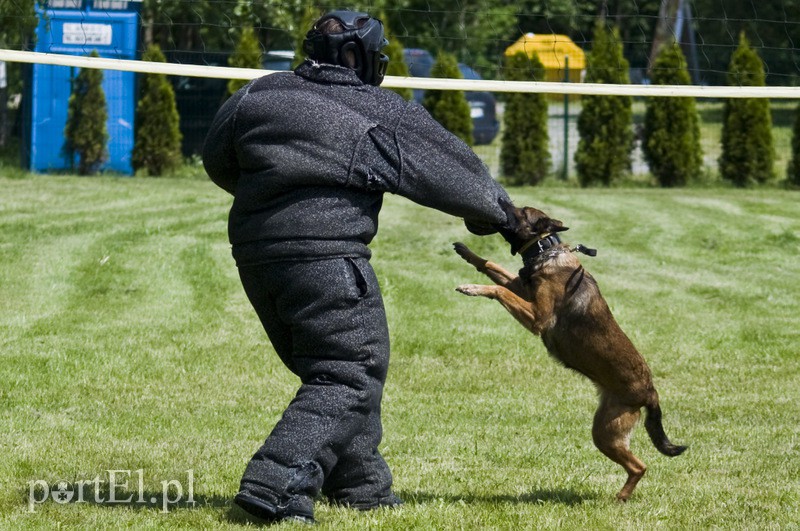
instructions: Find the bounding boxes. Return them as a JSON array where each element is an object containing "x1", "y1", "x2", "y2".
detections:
[
  {"x1": 380, "y1": 1, "x2": 517, "y2": 73},
  {"x1": 227, "y1": 26, "x2": 262, "y2": 95},
  {"x1": 135, "y1": 2, "x2": 800, "y2": 89},
  {"x1": 0, "y1": 0, "x2": 36, "y2": 50},
  {"x1": 643, "y1": 43, "x2": 702, "y2": 187},
  {"x1": 293, "y1": 7, "x2": 321, "y2": 69},
  {"x1": 63, "y1": 51, "x2": 108, "y2": 175},
  {"x1": 575, "y1": 21, "x2": 633, "y2": 187},
  {"x1": 422, "y1": 51, "x2": 473, "y2": 146},
  {"x1": 691, "y1": 0, "x2": 800, "y2": 86},
  {"x1": 382, "y1": 17, "x2": 413, "y2": 101},
  {"x1": 0, "y1": 0, "x2": 37, "y2": 146},
  {"x1": 500, "y1": 51, "x2": 550, "y2": 186},
  {"x1": 789, "y1": 102, "x2": 800, "y2": 186},
  {"x1": 132, "y1": 44, "x2": 183, "y2": 177},
  {"x1": 719, "y1": 33, "x2": 774, "y2": 186}
]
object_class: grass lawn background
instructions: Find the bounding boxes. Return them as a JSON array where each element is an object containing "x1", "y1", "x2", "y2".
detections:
[{"x1": 1, "y1": 174, "x2": 799, "y2": 528}]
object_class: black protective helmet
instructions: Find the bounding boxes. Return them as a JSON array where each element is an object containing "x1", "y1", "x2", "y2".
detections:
[{"x1": 302, "y1": 10, "x2": 389, "y2": 86}]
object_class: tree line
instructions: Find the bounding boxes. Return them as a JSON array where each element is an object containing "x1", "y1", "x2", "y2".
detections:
[
  {"x1": 133, "y1": 0, "x2": 800, "y2": 86},
  {"x1": 4, "y1": 1, "x2": 800, "y2": 185},
  {"x1": 498, "y1": 21, "x2": 798, "y2": 188},
  {"x1": 2, "y1": 1, "x2": 799, "y2": 91},
  {"x1": 63, "y1": 18, "x2": 800, "y2": 188}
]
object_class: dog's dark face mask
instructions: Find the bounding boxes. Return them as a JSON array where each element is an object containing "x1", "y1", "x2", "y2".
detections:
[{"x1": 497, "y1": 200, "x2": 569, "y2": 255}]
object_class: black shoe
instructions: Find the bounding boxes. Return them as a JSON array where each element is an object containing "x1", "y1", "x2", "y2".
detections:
[{"x1": 234, "y1": 491, "x2": 316, "y2": 525}]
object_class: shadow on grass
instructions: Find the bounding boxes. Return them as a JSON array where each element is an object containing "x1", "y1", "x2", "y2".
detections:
[
  {"x1": 696, "y1": 101, "x2": 797, "y2": 128},
  {"x1": 19, "y1": 486, "x2": 594, "y2": 526},
  {"x1": 396, "y1": 488, "x2": 597, "y2": 507}
]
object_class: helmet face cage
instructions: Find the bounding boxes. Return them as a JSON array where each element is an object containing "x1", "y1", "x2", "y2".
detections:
[{"x1": 303, "y1": 11, "x2": 389, "y2": 86}]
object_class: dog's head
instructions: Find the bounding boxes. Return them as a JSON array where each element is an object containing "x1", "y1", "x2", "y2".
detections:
[{"x1": 498, "y1": 200, "x2": 569, "y2": 255}]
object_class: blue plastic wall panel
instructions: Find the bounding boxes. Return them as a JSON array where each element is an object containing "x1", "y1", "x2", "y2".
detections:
[{"x1": 29, "y1": 6, "x2": 138, "y2": 174}]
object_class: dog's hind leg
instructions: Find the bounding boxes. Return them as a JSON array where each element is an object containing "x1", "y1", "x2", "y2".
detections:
[{"x1": 591, "y1": 394, "x2": 647, "y2": 502}]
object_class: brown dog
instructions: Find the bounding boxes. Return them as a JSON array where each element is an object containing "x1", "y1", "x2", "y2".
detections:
[{"x1": 454, "y1": 205, "x2": 686, "y2": 501}]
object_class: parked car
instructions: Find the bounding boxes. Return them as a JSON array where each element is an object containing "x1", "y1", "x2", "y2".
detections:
[
  {"x1": 403, "y1": 48, "x2": 499, "y2": 145},
  {"x1": 167, "y1": 51, "x2": 230, "y2": 157},
  {"x1": 263, "y1": 50, "x2": 295, "y2": 71}
]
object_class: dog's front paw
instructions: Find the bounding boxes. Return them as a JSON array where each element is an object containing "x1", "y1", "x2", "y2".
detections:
[
  {"x1": 453, "y1": 242, "x2": 472, "y2": 258},
  {"x1": 456, "y1": 284, "x2": 486, "y2": 297},
  {"x1": 453, "y1": 242, "x2": 484, "y2": 265}
]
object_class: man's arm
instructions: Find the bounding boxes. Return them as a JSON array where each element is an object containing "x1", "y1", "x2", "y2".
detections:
[
  {"x1": 393, "y1": 103, "x2": 512, "y2": 231},
  {"x1": 202, "y1": 87, "x2": 248, "y2": 195}
]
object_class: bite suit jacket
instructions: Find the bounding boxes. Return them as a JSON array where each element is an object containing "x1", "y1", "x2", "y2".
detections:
[{"x1": 203, "y1": 61, "x2": 510, "y2": 265}]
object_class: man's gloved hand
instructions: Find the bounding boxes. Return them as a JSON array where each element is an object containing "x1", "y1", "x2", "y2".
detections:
[
  {"x1": 464, "y1": 218, "x2": 498, "y2": 235},
  {"x1": 464, "y1": 197, "x2": 518, "y2": 236}
]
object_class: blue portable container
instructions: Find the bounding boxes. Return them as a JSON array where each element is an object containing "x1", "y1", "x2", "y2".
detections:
[{"x1": 24, "y1": 0, "x2": 140, "y2": 174}]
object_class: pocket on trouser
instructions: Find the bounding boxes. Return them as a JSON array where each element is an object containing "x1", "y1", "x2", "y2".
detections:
[{"x1": 344, "y1": 257, "x2": 369, "y2": 299}]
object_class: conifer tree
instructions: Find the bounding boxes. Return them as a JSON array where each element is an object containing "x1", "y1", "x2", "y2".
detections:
[
  {"x1": 643, "y1": 42, "x2": 702, "y2": 187},
  {"x1": 789, "y1": 102, "x2": 800, "y2": 186},
  {"x1": 64, "y1": 50, "x2": 108, "y2": 175},
  {"x1": 382, "y1": 16, "x2": 412, "y2": 101},
  {"x1": 719, "y1": 33, "x2": 774, "y2": 186},
  {"x1": 500, "y1": 51, "x2": 549, "y2": 185},
  {"x1": 132, "y1": 44, "x2": 182, "y2": 176},
  {"x1": 227, "y1": 25, "x2": 262, "y2": 95},
  {"x1": 422, "y1": 51, "x2": 473, "y2": 146},
  {"x1": 575, "y1": 21, "x2": 633, "y2": 186}
]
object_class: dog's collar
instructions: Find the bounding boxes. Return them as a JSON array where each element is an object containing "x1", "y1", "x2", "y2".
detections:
[
  {"x1": 520, "y1": 235, "x2": 598, "y2": 266},
  {"x1": 519, "y1": 233, "x2": 562, "y2": 264}
]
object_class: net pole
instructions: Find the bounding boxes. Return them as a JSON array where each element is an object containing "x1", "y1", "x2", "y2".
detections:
[
  {"x1": 0, "y1": 60, "x2": 7, "y2": 147},
  {"x1": 562, "y1": 55, "x2": 569, "y2": 181}
]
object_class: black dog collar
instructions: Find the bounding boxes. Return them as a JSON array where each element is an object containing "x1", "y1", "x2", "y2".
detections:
[
  {"x1": 519, "y1": 233, "x2": 562, "y2": 264},
  {"x1": 520, "y1": 234, "x2": 598, "y2": 265}
]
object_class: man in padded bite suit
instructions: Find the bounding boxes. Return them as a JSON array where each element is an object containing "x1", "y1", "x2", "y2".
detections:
[{"x1": 203, "y1": 10, "x2": 515, "y2": 524}]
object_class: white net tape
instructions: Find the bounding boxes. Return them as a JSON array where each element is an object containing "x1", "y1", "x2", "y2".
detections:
[{"x1": 2, "y1": 49, "x2": 799, "y2": 99}]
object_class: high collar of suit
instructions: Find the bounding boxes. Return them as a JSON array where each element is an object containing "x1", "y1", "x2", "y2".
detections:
[{"x1": 295, "y1": 60, "x2": 365, "y2": 86}]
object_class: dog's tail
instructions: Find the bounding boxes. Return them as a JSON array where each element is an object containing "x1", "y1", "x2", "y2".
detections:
[{"x1": 644, "y1": 403, "x2": 688, "y2": 457}]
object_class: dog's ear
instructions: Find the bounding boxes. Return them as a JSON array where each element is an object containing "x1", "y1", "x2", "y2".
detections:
[{"x1": 549, "y1": 218, "x2": 569, "y2": 233}]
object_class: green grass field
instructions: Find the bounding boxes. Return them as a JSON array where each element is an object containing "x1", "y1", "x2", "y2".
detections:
[{"x1": 1, "y1": 174, "x2": 799, "y2": 529}]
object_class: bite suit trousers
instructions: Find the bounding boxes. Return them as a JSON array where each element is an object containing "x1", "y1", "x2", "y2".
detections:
[{"x1": 236, "y1": 256, "x2": 393, "y2": 510}]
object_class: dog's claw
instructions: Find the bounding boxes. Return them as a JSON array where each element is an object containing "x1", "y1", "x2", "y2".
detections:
[{"x1": 456, "y1": 284, "x2": 481, "y2": 296}]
